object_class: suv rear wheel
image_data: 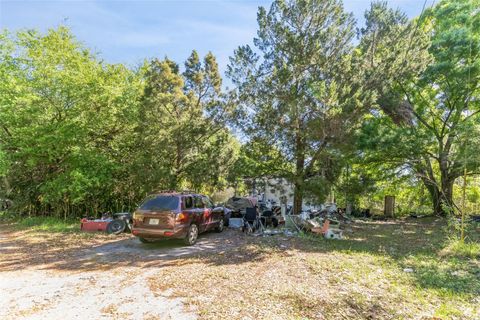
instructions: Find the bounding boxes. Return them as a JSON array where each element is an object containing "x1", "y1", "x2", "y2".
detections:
[{"x1": 184, "y1": 224, "x2": 199, "y2": 245}]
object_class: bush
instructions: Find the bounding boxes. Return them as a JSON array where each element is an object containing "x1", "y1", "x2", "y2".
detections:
[{"x1": 0, "y1": 211, "x2": 17, "y2": 222}]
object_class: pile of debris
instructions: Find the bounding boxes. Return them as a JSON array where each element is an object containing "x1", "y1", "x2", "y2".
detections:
[
  {"x1": 225, "y1": 196, "x2": 285, "y2": 229},
  {"x1": 224, "y1": 196, "x2": 351, "y2": 240},
  {"x1": 310, "y1": 204, "x2": 352, "y2": 222},
  {"x1": 289, "y1": 204, "x2": 352, "y2": 239}
]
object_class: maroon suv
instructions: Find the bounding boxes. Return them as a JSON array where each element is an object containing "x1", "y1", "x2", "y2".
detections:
[{"x1": 131, "y1": 192, "x2": 225, "y2": 245}]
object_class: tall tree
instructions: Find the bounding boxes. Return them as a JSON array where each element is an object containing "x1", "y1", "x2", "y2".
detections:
[
  {"x1": 137, "y1": 51, "x2": 237, "y2": 193},
  {"x1": 359, "y1": 0, "x2": 480, "y2": 215},
  {"x1": 228, "y1": 0, "x2": 367, "y2": 213}
]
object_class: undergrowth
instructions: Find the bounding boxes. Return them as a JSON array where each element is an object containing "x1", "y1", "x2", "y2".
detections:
[{"x1": 13, "y1": 216, "x2": 79, "y2": 233}]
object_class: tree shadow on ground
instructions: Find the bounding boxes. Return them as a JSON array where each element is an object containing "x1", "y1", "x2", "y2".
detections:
[
  {"x1": 0, "y1": 227, "x2": 272, "y2": 272},
  {"x1": 1, "y1": 218, "x2": 478, "y2": 296},
  {"x1": 291, "y1": 217, "x2": 480, "y2": 296}
]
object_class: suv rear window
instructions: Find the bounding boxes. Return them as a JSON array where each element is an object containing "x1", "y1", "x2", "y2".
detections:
[{"x1": 139, "y1": 195, "x2": 179, "y2": 211}]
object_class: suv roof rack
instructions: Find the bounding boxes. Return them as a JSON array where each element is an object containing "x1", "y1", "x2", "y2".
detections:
[
  {"x1": 180, "y1": 190, "x2": 197, "y2": 194},
  {"x1": 155, "y1": 189, "x2": 177, "y2": 194},
  {"x1": 154, "y1": 189, "x2": 198, "y2": 194}
]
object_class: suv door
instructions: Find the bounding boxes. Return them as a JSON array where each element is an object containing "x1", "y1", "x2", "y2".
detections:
[
  {"x1": 181, "y1": 195, "x2": 194, "y2": 219},
  {"x1": 201, "y1": 196, "x2": 216, "y2": 230},
  {"x1": 193, "y1": 195, "x2": 209, "y2": 232}
]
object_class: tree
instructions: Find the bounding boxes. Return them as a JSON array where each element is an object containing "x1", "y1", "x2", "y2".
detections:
[
  {"x1": 0, "y1": 27, "x2": 143, "y2": 217},
  {"x1": 137, "y1": 51, "x2": 237, "y2": 193},
  {"x1": 359, "y1": 0, "x2": 480, "y2": 215},
  {"x1": 228, "y1": 0, "x2": 368, "y2": 213},
  {"x1": 0, "y1": 27, "x2": 239, "y2": 218}
]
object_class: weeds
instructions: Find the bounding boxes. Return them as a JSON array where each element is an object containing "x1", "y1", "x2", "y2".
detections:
[
  {"x1": 441, "y1": 239, "x2": 480, "y2": 259},
  {"x1": 14, "y1": 216, "x2": 79, "y2": 233}
]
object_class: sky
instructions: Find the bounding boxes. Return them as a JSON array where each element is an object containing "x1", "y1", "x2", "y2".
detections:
[{"x1": 0, "y1": 0, "x2": 430, "y2": 79}]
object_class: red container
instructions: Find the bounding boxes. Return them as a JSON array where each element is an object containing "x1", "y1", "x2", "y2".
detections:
[{"x1": 80, "y1": 218, "x2": 110, "y2": 232}]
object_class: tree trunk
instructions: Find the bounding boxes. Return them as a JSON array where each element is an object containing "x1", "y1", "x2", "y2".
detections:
[
  {"x1": 293, "y1": 180, "x2": 303, "y2": 215},
  {"x1": 417, "y1": 155, "x2": 455, "y2": 216},
  {"x1": 430, "y1": 184, "x2": 443, "y2": 215},
  {"x1": 438, "y1": 148, "x2": 452, "y2": 215},
  {"x1": 439, "y1": 177, "x2": 455, "y2": 215},
  {"x1": 293, "y1": 130, "x2": 305, "y2": 215},
  {"x1": 422, "y1": 176, "x2": 454, "y2": 216}
]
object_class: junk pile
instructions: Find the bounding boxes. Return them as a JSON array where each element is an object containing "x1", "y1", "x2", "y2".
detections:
[
  {"x1": 225, "y1": 196, "x2": 350, "y2": 240},
  {"x1": 288, "y1": 204, "x2": 351, "y2": 239},
  {"x1": 225, "y1": 196, "x2": 257, "y2": 218},
  {"x1": 225, "y1": 196, "x2": 285, "y2": 230},
  {"x1": 80, "y1": 212, "x2": 132, "y2": 235}
]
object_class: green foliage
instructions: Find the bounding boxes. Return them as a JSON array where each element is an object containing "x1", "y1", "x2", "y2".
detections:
[
  {"x1": 0, "y1": 148, "x2": 7, "y2": 176},
  {"x1": 0, "y1": 27, "x2": 238, "y2": 218},
  {"x1": 230, "y1": 138, "x2": 291, "y2": 179},
  {"x1": 442, "y1": 239, "x2": 480, "y2": 259},
  {"x1": 0, "y1": 27, "x2": 143, "y2": 217},
  {"x1": 136, "y1": 51, "x2": 238, "y2": 194},
  {"x1": 1, "y1": 1, "x2": 479, "y2": 224},
  {"x1": 334, "y1": 162, "x2": 378, "y2": 208},
  {"x1": 356, "y1": 0, "x2": 480, "y2": 216},
  {"x1": 0, "y1": 210, "x2": 16, "y2": 222},
  {"x1": 228, "y1": 0, "x2": 371, "y2": 210}
]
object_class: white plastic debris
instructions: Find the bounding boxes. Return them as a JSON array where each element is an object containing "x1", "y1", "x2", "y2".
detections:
[
  {"x1": 326, "y1": 203, "x2": 337, "y2": 214},
  {"x1": 299, "y1": 211, "x2": 310, "y2": 220},
  {"x1": 283, "y1": 229, "x2": 297, "y2": 237},
  {"x1": 324, "y1": 229, "x2": 343, "y2": 239}
]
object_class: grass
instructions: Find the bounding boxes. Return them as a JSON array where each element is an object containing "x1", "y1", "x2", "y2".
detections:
[
  {"x1": 441, "y1": 239, "x2": 480, "y2": 259},
  {"x1": 12, "y1": 216, "x2": 79, "y2": 233}
]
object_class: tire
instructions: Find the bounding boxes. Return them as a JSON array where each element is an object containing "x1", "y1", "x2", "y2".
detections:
[
  {"x1": 215, "y1": 218, "x2": 225, "y2": 233},
  {"x1": 224, "y1": 216, "x2": 230, "y2": 227},
  {"x1": 184, "y1": 224, "x2": 199, "y2": 246},
  {"x1": 272, "y1": 217, "x2": 279, "y2": 228},
  {"x1": 139, "y1": 237, "x2": 154, "y2": 244},
  {"x1": 107, "y1": 219, "x2": 126, "y2": 235}
]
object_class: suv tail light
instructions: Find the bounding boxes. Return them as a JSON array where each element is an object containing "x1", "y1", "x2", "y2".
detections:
[
  {"x1": 133, "y1": 211, "x2": 144, "y2": 220},
  {"x1": 176, "y1": 212, "x2": 188, "y2": 223}
]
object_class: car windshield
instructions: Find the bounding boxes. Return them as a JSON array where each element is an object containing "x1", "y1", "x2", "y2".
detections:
[{"x1": 139, "y1": 196, "x2": 179, "y2": 211}]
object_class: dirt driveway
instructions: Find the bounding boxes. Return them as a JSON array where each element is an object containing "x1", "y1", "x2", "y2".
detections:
[{"x1": 0, "y1": 225, "x2": 244, "y2": 320}]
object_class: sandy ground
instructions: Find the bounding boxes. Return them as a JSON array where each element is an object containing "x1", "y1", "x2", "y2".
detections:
[
  {"x1": 0, "y1": 225, "x2": 242, "y2": 320},
  {"x1": 1, "y1": 268, "x2": 194, "y2": 320}
]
